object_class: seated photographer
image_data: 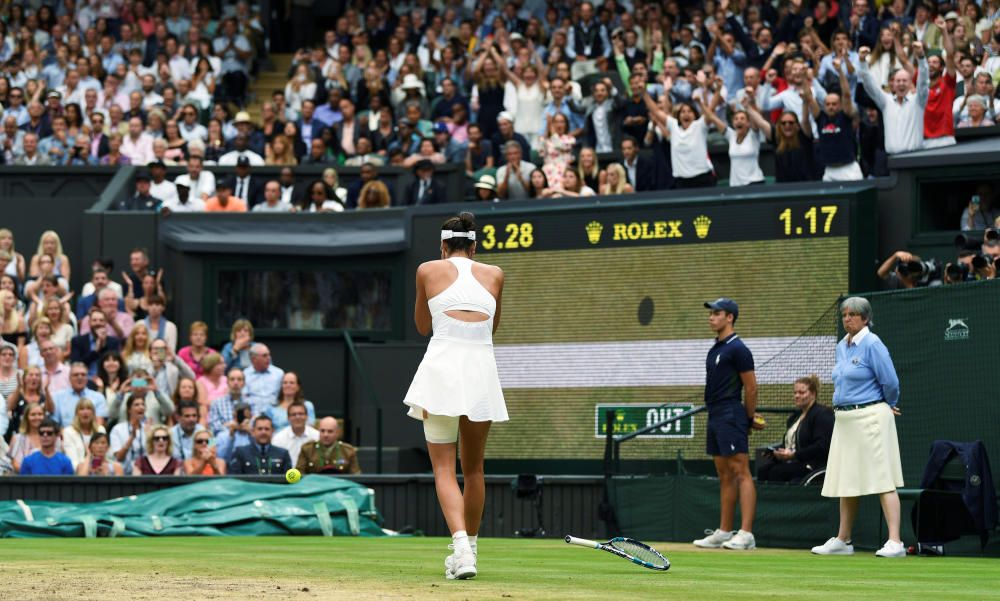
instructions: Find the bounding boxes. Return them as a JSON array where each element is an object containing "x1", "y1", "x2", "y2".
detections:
[
  {"x1": 758, "y1": 375, "x2": 834, "y2": 483},
  {"x1": 876, "y1": 250, "x2": 942, "y2": 289},
  {"x1": 944, "y1": 232, "x2": 1000, "y2": 284}
]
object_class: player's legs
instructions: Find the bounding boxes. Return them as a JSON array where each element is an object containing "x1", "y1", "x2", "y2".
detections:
[
  {"x1": 837, "y1": 496, "x2": 860, "y2": 541},
  {"x1": 713, "y1": 454, "x2": 737, "y2": 531},
  {"x1": 730, "y1": 453, "x2": 756, "y2": 532},
  {"x1": 458, "y1": 416, "x2": 492, "y2": 537},
  {"x1": 425, "y1": 414, "x2": 464, "y2": 533}
]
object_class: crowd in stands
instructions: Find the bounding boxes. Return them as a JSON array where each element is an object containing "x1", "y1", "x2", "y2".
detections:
[
  {"x1": 0, "y1": 0, "x2": 998, "y2": 208},
  {"x1": 0, "y1": 233, "x2": 361, "y2": 476}
]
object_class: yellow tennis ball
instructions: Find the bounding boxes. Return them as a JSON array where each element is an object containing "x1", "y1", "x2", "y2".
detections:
[
  {"x1": 285, "y1": 468, "x2": 301, "y2": 484},
  {"x1": 754, "y1": 416, "x2": 767, "y2": 426}
]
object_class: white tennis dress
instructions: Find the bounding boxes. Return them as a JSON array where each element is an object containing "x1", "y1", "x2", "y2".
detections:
[{"x1": 403, "y1": 257, "x2": 508, "y2": 423}]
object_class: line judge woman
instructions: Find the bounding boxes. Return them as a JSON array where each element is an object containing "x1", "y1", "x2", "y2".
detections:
[
  {"x1": 812, "y1": 296, "x2": 905, "y2": 558},
  {"x1": 403, "y1": 212, "x2": 508, "y2": 581}
]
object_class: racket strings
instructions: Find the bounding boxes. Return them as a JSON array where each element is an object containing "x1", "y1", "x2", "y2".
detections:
[{"x1": 611, "y1": 540, "x2": 666, "y2": 567}]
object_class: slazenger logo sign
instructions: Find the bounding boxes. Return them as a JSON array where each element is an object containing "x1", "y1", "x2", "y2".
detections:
[{"x1": 944, "y1": 319, "x2": 969, "y2": 341}]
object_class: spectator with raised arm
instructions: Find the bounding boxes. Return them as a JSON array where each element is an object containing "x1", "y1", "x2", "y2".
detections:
[
  {"x1": 759, "y1": 59, "x2": 828, "y2": 139},
  {"x1": 922, "y1": 16, "x2": 958, "y2": 149},
  {"x1": 806, "y1": 57, "x2": 863, "y2": 182},
  {"x1": 643, "y1": 78, "x2": 717, "y2": 189},
  {"x1": 858, "y1": 42, "x2": 929, "y2": 154}
]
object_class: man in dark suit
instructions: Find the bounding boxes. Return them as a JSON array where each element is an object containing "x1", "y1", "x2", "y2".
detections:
[
  {"x1": 228, "y1": 415, "x2": 293, "y2": 475},
  {"x1": 402, "y1": 159, "x2": 447, "y2": 205},
  {"x1": 346, "y1": 163, "x2": 392, "y2": 208},
  {"x1": 583, "y1": 78, "x2": 626, "y2": 152},
  {"x1": 230, "y1": 156, "x2": 266, "y2": 208},
  {"x1": 620, "y1": 136, "x2": 655, "y2": 191},
  {"x1": 70, "y1": 308, "x2": 121, "y2": 375},
  {"x1": 278, "y1": 166, "x2": 305, "y2": 207}
]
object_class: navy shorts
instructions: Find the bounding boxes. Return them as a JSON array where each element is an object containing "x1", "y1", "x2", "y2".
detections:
[{"x1": 706, "y1": 403, "x2": 750, "y2": 457}]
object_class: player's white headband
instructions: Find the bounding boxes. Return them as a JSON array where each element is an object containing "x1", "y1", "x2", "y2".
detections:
[{"x1": 441, "y1": 230, "x2": 476, "y2": 241}]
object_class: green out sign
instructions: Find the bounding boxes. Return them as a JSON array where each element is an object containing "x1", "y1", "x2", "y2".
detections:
[{"x1": 594, "y1": 404, "x2": 696, "y2": 439}]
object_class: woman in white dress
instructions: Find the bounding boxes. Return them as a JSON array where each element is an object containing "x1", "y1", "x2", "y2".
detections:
[
  {"x1": 404, "y1": 212, "x2": 507, "y2": 581},
  {"x1": 698, "y1": 98, "x2": 766, "y2": 187},
  {"x1": 498, "y1": 54, "x2": 546, "y2": 148}
]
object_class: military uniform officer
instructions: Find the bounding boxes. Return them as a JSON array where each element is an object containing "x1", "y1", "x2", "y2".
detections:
[
  {"x1": 228, "y1": 415, "x2": 293, "y2": 475},
  {"x1": 296, "y1": 416, "x2": 361, "y2": 474}
]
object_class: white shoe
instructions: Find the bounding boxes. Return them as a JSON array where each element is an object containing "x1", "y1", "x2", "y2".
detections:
[
  {"x1": 444, "y1": 543, "x2": 477, "y2": 575},
  {"x1": 875, "y1": 539, "x2": 906, "y2": 558},
  {"x1": 446, "y1": 549, "x2": 477, "y2": 580},
  {"x1": 693, "y1": 529, "x2": 734, "y2": 548},
  {"x1": 722, "y1": 529, "x2": 756, "y2": 550},
  {"x1": 811, "y1": 537, "x2": 855, "y2": 555}
]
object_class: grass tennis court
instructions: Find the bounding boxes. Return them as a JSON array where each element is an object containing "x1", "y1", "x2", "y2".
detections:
[{"x1": 4, "y1": 537, "x2": 994, "y2": 600}]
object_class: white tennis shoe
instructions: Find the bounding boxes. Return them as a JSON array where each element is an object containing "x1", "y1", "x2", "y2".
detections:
[
  {"x1": 811, "y1": 537, "x2": 855, "y2": 555},
  {"x1": 444, "y1": 543, "x2": 478, "y2": 579},
  {"x1": 722, "y1": 529, "x2": 756, "y2": 550},
  {"x1": 875, "y1": 540, "x2": 906, "y2": 558},
  {"x1": 693, "y1": 528, "x2": 734, "y2": 548}
]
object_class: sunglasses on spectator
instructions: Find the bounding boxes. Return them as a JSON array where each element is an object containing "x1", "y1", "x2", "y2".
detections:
[
  {"x1": 194, "y1": 438, "x2": 210, "y2": 445},
  {"x1": 39, "y1": 430, "x2": 56, "y2": 436},
  {"x1": 153, "y1": 435, "x2": 169, "y2": 442}
]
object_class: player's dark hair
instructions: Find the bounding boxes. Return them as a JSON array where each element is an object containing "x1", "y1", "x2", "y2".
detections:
[{"x1": 441, "y1": 212, "x2": 477, "y2": 253}]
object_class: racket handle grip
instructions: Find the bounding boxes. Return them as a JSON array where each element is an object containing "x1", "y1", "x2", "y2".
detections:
[{"x1": 565, "y1": 535, "x2": 600, "y2": 548}]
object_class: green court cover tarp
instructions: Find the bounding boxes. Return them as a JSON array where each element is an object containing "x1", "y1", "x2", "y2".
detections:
[{"x1": 0, "y1": 475, "x2": 385, "y2": 538}]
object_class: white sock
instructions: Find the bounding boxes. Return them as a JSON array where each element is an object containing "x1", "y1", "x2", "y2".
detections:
[
  {"x1": 452, "y1": 530, "x2": 472, "y2": 554},
  {"x1": 468, "y1": 535, "x2": 478, "y2": 553}
]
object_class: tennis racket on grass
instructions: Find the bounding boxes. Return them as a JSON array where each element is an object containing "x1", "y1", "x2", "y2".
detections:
[{"x1": 564, "y1": 535, "x2": 670, "y2": 571}]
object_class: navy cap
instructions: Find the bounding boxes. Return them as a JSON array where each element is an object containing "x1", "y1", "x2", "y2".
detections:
[{"x1": 704, "y1": 297, "x2": 739, "y2": 319}]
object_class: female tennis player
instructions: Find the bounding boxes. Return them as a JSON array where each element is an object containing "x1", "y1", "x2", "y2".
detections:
[{"x1": 404, "y1": 211, "x2": 508, "y2": 580}]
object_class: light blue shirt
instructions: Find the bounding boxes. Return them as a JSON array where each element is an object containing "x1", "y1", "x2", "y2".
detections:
[
  {"x1": 52, "y1": 387, "x2": 108, "y2": 427},
  {"x1": 539, "y1": 99, "x2": 585, "y2": 138},
  {"x1": 714, "y1": 49, "x2": 747, "y2": 102},
  {"x1": 214, "y1": 427, "x2": 252, "y2": 461},
  {"x1": 170, "y1": 422, "x2": 206, "y2": 460},
  {"x1": 817, "y1": 51, "x2": 860, "y2": 94},
  {"x1": 243, "y1": 364, "x2": 285, "y2": 410},
  {"x1": 831, "y1": 327, "x2": 900, "y2": 408}
]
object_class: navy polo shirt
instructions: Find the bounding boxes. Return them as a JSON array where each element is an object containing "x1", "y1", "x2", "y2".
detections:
[
  {"x1": 704, "y1": 333, "x2": 754, "y2": 407},
  {"x1": 816, "y1": 111, "x2": 856, "y2": 167}
]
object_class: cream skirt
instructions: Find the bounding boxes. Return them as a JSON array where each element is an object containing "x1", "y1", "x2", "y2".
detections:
[
  {"x1": 403, "y1": 337, "x2": 508, "y2": 423},
  {"x1": 821, "y1": 402, "x2": 904, "y2": 498}
]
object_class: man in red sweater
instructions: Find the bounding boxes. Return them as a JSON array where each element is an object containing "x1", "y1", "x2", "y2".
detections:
[{"x1": 922, "y1": 15, "x2": 956, "y2": 148}]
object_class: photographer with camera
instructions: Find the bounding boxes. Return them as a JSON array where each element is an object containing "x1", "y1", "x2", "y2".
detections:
[
  {"x1": 946, "y1": 231, "x2": 1000, "y2": 284},
  {"x1": 876, "y1": 250, "x2": 942, "y2": 289},
  {"x1": 959, "y1": 186, "x2": 998, "y2": 232},
  {"x1": 106, "y1": 368, "x2": 174, "y2": 427}
]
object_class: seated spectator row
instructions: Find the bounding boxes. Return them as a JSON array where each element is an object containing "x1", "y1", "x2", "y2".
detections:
[{"x1": 0, "y1": 224, "x2": 360, "y2": 476}]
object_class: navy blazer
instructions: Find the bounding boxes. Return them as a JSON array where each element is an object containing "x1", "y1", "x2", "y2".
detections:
[
  {"x1": 780, "y1": 404, "x2": 834, "y2": 467},
  {"x1": 70, "y1": 334, "x2": 121, "y2": 369},
  {"x1": 228, "y1": 442, "x2": 293, "y2": 475},
  {"x1": 920, "y1": 440, "x2": 997, "y2": 537}
]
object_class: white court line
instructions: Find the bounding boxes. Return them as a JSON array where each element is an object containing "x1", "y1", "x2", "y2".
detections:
[{"x1": 495, "y1": 337, "x2": 837, "y2": 389}]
